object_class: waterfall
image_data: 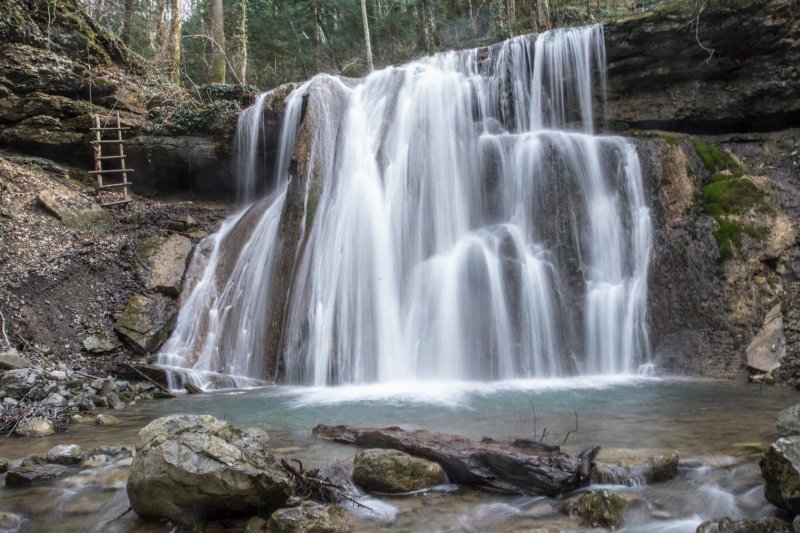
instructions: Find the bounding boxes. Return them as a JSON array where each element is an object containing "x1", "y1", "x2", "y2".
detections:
[{"x1": 158, "y1": 24, "x2": 652, "y2": 389}]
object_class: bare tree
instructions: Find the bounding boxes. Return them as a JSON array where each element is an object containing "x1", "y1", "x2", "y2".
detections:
[
  {"x1": 121, "y1": 0, "x2": 134, "y2": 46},
  {"x1": 209, "y1": 0, "x2": 226, "y2": 83},
  {"x1": 231, "y1": 0, "x2": 248, "y2": 84},
  {"x1": 167, "y1": 0, "x2": 183, "y2": 84},
  {"x1": 360, "y1": 0, "x2": 374, "y2": 72}
]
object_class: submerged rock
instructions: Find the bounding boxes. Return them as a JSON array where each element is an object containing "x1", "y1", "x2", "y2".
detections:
[
  {"x1": 265, "y1": 502, "x2": 348, "y2": 533},
  {"x1": 0, "y1": 458, "x2": 7, "y2": 473},
  {"x1": 562, "y1": 489, "x2": 624, "y2": 529},
  {"x1": 0, "y1": 512, "x2": 24, "y2": 531},
  {"x1": 95, "y1": 414, "x2": 121, "y2": 425},
  {"x1": 113, "y1": 293, "x2": 177, "y2": 353},
  {"x1": 46, "y1": 444, "x2": 83, "y2": 465},
  {"x1": 776, "y1": 404, "x2": 800, "y2": 437},
  {"x1": 5, "y1": 463, "x2": 67, "y2": 487},
  {"x1": 760, "y1": 436, "x2": 800, "y2": 514},
  {"x1": 696, "y1": 516, "x2": 792, "y2": 533},
  {"x1": 14, "y1": 416, "x2": 54, "y2": 437},
  {"x1": 126, "y1": 414, "x2": 291, "y2": 524},
  {"x1": 594, "y1": 448, "x2": 680, "y2": 484},
  {"x1": 352, "y1": 448, "x2": 445, "y2": 493}
]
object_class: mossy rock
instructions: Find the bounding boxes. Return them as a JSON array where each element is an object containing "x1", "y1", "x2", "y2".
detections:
[
  {"x1": 264, "y1": 502, "x2": 347, "y2": 533},
  {"x1": 759, "y1": 436, "x2": 800, "y2": 515},
  {"x1": 352, "y1": 448, "x2": 446, "y2": 493},
  {"x1": 696, "y1": 516, "x2": 793, "y2": 533},
  {"x1": 562, "y1": 489, "x2": 624, "y2": 529},
  {"x1": 113, "y1": 293, "x2": 177, "y2": 353}
]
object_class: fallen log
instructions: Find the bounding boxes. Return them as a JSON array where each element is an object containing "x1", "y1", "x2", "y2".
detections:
[{"x1": 312, "y1": 424, "x2": 600, "y2": 496}]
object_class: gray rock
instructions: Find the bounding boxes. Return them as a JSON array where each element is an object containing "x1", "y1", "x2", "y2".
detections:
[
  {"x1": 696, "y1": 516, "x2": 792, "y2": 532},
  {"x1": 14, "y1": 417, "x2": 54, "y2": 437},
  {"x1": 0, "y1": 457, "x2": 8, "y2": 473},
  {"x1": 106, "y1": 392, "x2": 124, "y2": 409},
  {"x1": 0, "y1": 368, "x2": 38, "y2": 400},
  {"x1": 0, "y1": 350, "x2": 33, "y2": 370},
  {"x1": 114, "y1": 293, "x2": 177, "y2": 353},
  {"x1": 82, "y1": 333, "x2": 120, "y2": 354},
  {"x1": 46, "y1": 444, "x2": 83, "y2": 465},
  {"x1": 352, "y1": 448, "x2": 446, "y2": 493},
  {"x1": 135, "y1": 234, "x2": 193, "y2": 296},
  {"x1": 760, "y1": 436, "x2": 800, "y2": 514},
  {"x1": 126, "y1": 414, "x2": 291, "y2": 524},
  {"x1": 265, "y1": 502, "x2": 348, "y2": 533},
  {"x1": 777, "y1": 404, "x2": 800, "y2": 437},
  {"x1": 5, "y1": 463, "x2": 67, "y2": 487},
  {"x1": 747, "y1": 304, "x2": 786, "y2": 373},
  {"x1": 43, "y1": 392, "x2": 67, "y2": 408}
]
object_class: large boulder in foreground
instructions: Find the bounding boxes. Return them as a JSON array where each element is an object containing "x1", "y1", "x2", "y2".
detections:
[
  {"x1": 352, "y1": 448, "x2": 445, "y2": 493},
  {"x1": 126, "y1": 414, "x2": 291, "y2": 524},
  {"x1": 760, "y1": 436, "x2": 800, "y2": 514},
  {"x1": 696, "y1": 516, "x2": 792, "y2": 533}
]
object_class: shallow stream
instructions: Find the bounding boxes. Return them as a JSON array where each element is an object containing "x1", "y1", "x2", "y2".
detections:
[{"x1": 0, "y1": 377, "x2": 796, "y2": 532}]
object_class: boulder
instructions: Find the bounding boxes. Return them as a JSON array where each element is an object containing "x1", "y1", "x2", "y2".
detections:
[
  {"x1": 113, "y1": 293, "x2": 177, "y2": 353},
  {"x1": 0, "y1": 349, "x2": 33, "y2": 370},
  {"x1": 776, "y1": 404, "x2": 800, "y2": 437},
  {"x1": 747, "y1": 304, "x2": 786, "y2": 374},
  {"x1": 14, "y1": 416, "x2": 54, "y2": 437},
  {"x1": 265, "y1": 502, "x2": 348, "y2": 533},
  {"x1": 760, "y1": 436, "x2": 800, "y2": 514},
  {"x1": 46, "y1": 444, "x2": 83, "y2": 465},
  {"x1": 135, "y1": 234, "x2": 193, "y2": 296},
  {"x1": 0, "y1": 457, "x2": 7, "y2": 473},
  {"x1": 126, "y1": 414, "x2": 291, "y2": 524},
  {"x1": 352, "y1": 448, "x2": 446, "y2": 493},
  {"x1": 594, "y1": 448, "x2": 680, "y2": 484},
  {"x1": 696, "y1": 516, "x2": 792, "y2": 533},
  {"x1": 5, "y1": 463, "x2": 67, "y2": 487},
  {"x1": 0, "y1": 367, "x2": 38, "y2": 399},
  {"x1": 562, "y1": 489, "x2": 624, "y2": 529}
]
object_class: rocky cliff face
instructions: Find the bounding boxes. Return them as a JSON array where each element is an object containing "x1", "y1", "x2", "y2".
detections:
[{"x1": 604, "y1": 0, "x2": 800, "y2": 133}]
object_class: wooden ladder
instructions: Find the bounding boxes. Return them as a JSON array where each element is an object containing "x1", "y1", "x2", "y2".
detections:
[{"x1": 90, "y1": 111, "x2": 133, "y2": 207}]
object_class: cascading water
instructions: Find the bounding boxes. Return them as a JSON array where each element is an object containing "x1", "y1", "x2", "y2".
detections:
[{"x1": 157, "y1": 24, "x2": 652, "y2": 389}]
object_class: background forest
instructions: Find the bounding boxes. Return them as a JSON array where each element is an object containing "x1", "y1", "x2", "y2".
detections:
[{"x1": 81, "y1": 0, "x2": 665, "y2": 92}]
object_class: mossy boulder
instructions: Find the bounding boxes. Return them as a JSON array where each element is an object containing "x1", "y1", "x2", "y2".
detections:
[
  {"x1": 562, "y1": 489, "x2": 624, "y2": 529},
  {"x1": 264, "y1": 502, "x2": 348, "y2": 533},
  {"x1": 113, "y1": 292, "x2": 176, "y2": 353},
  {"x1": 126, "y1": 415, "x2": 291, "y2": 525},
  {"x1": 594, "y1": 448, "x2": 680, "y2": 484},
  {"x1": 352, "y1": 448, "x2": 446, "y2": 493},
  {"x1": 760, "y1": 436, "x2": 800, "y2": 515}
]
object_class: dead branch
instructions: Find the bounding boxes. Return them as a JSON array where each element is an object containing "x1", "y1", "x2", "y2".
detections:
[{"x1": 278, "y1": 458, "x2": 369, "y2": 509}]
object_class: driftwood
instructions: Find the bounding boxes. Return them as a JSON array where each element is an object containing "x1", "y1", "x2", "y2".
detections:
[{"x1": 313, "y1": 424, "x2": 600, "y2": 496}]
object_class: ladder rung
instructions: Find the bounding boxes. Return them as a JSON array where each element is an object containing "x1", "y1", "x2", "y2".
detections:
[
  {"x1": 100, "y1": 199, "x2": 133, "y2": 207},
  {"x1": 97, "y1": 183, "x2": 132, "y2": 190},
  {"x1": 89, "y1": 169, "x2": 134, "y2": 174},
  {"x1": 90, "y1": 127, "x2": 130, "y2": 131},
  {"x1": 90, "y1": 140, "x2": 125, "y2": 144},
  {"x1": 97, "y1": 155, "x2": 126, "y2": 160}
]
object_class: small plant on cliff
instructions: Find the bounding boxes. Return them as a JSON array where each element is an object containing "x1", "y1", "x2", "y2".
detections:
[{"x1": 692, "y1": 139, "x2": 742, "y2": 175}]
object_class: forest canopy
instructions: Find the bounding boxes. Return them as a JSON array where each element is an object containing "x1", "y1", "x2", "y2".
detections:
[{"x1": 82, "y1": 0, "x2": 664, "y2": 91}]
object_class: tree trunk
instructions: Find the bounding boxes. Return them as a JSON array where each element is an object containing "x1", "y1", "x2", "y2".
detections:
[
  {"x1": 536, "y1": 0, "x2": 551, "y2": 30},
  {"x1": 314, "y1": 425, "x2": 600, "y2": 496},
  {"x1": 231, "y1": 0, "x2": 248, "y2": 84},
  {"x1": 507, "y1": 0, "x2": 516, "y2": 28},
  {"x1": 360, "y1": 0, "x2": 374, "y2": 72},
  {"x1": 121, "y1": 0, "x2": 134, "y2": 46},
  {"x1": 154, "y1": 0, "x2": 166, "y2": 56},
  {"x1": 209, "y1": 0, "x2": 226, "y2": 83},
  {"x1": 167, "y1": 0, "x2": 183, "y2": 84},
  {"x1": 315, "y1": 5, "x2": 342, "y2": 71}
]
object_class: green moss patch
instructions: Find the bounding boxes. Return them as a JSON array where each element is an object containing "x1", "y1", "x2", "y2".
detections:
[
  {"x1": 701, "y1": 171, "x2": 769, "y2": 261},
  {"x1": 692, "y1": 139, "x2": 741, "y2": 175}
]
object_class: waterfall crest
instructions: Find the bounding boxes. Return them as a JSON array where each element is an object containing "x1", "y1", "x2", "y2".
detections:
[{"x1": 158, "y1": 24, "x2": 652, "y2": 388}]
